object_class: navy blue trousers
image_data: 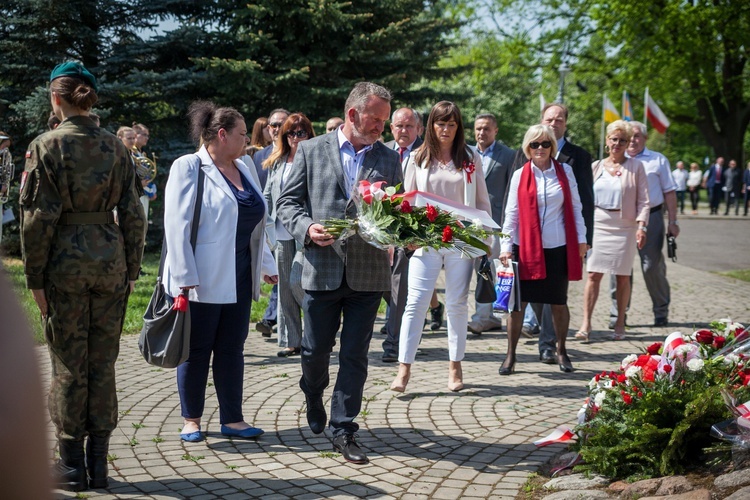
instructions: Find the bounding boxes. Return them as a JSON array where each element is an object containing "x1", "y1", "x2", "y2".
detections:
[
  {"x1": 176, "y1": 288, "x2": 252, "y2": 425},
  {"x1": 300, "y1": 278, "x2": 382, "y2": 436}
]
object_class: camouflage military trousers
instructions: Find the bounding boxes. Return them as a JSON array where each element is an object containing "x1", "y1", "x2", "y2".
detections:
[{"x1": 44, "y1": 273, "x2": 130, "y2": 441}]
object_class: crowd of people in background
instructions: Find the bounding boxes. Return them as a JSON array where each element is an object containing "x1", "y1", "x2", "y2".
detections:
[{"x1": 7, "y1": 59, "x2": 750, "y2": 493}]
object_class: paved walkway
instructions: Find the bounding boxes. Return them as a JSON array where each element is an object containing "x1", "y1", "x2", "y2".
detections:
[{"x1": 43, "y1": 260, "x2": 750, "y2": 499}]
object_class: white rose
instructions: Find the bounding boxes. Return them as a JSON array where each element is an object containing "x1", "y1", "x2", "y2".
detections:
[
  {"x1": 625, "y1": 366, "x2": 641, "y2": 379},
  {"x1": 621, "y1": 354, "x2": 638, "y2": 368},
  {"x1": 594, "y1": 392, "x2": 606, "y2": 408},
  {"x1": 724, "y1": 354, "x2": 740, "y2": 366},
  {"x1": 673, "y1": 345, "x2": 693, "y2": 358},
  {"x1": 687, "y1": 358, "x2": 704, "y2": 372},
  {"x1": 726, "y1": 322, "x2": 745, "y2": 335}
]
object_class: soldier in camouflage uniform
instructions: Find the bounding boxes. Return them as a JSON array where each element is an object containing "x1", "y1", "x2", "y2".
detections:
[{"x1": 20, "y1": 62, "x2": 146, "y2": 492}]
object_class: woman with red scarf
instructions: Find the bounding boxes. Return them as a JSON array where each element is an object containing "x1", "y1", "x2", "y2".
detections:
[{"x1": 499, "y1": 124, "x2": 587, "y2": 374}]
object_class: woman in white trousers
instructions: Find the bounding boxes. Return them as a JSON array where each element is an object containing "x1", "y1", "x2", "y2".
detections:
[{"x1": 391, "y1": 101, "x2": 492, "y2": 393}]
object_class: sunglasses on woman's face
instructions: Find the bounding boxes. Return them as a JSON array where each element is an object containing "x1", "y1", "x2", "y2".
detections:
[
  {"x1": 287, "y1": 130, "x2": 309, "y2": 139},
  {"x1": 530, "y1": 141, "x2": 552, "y2": 149}
]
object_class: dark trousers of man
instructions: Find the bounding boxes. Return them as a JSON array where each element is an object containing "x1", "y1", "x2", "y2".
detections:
[
  {"x1": 300, "y1": 277, "x2": 382, "y2": 437},
  {"x1": 45, "y1": 273, "x2": 129, "y2": 443},
  {"x1": 382, "y1": 248, "x2": 409, "y2": 356},
  {"x1": 609, "y1": 206, "x2": 670, "y2": 323},
  {"x1": 676, "y1": 190, "x2": 686, "y2": 214},
  {"x1": 177, "y1": 286, "x2": 252, "y2": 425},
  {"x1": 709, "y1": 186, "x2": 723, "y2": 213},
  {"x1": 725, "y1": 190, "x2": 740, "y2": 215}
]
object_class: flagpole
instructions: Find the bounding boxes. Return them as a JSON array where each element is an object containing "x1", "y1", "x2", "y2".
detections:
[
  {"x1": 599, "y1": 94, "x2": 606, "y2": 160},
  {"x1": 622, "y1": 90, "x2": 626, "y2": 118},
  {"x1": 643, "y1": 87, "x2": 649, "y2": 132}
]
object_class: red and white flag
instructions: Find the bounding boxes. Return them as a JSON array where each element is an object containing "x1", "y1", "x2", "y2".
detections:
[{"x1": 645, "y1": 91, "x2": 670, "y2": 134}]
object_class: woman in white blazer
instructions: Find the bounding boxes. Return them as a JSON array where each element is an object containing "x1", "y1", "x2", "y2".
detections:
[{"x1": 163, "y1": 101, "x2": 277, "y2": 442}]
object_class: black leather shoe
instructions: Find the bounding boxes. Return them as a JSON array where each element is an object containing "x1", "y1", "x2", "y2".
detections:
[
  {"x1": 540, "y1": 349, "x2": 556, "y2": 364},
  {"x1": 429, "y1": 302, "x2": 444, "y2": 331},
  {"x1": 277, "y1": 347, "x2": 301, "y2": 357},
  {"x1": 381, "y1": 350, "x2": 398, "y2": 363},
  {"x1": 256, "y1": 319, "x2": 275, "y2": 337},
  {"x1": 57, "y1": 439, "x2": 87, "y2": 492},
  {"x1": 558, "y1": 353, "x2": 574, "y2": 373},
  {"x1": 305, "y1": 394, "x2": 327, "y2": 434},
  {"x1": 654, "y1": 317, "x2": 669, "y2": 327},
  {"x1": 86, "y1": 434, "x2": 110, "y2": 489},
  {"x1": 333, "y1": 434, "x2": 369, "y2": 464}
]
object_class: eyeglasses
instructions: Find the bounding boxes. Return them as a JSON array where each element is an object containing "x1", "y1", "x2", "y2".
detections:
[
  {"x1": 269, "y1": 122, "x2": 283, "y2": 129},
  {"x1": 287, "y1": 130, "x2": 309, "y2": 139},
  {"x1": 529, "y1": 141, "x2": 552, "y2": 150},
  {"x1": 608, "y1": 137, "x2": 628, "y2": 145}
]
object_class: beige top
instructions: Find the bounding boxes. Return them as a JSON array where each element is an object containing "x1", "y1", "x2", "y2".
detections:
[{"x1": 403, "y1": 150, "x2": 492, "y2": 216}]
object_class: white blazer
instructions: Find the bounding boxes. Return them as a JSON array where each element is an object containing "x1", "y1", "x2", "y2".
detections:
[{"x1": 163, "y1": 146, "x2": 277, "y2": 303}]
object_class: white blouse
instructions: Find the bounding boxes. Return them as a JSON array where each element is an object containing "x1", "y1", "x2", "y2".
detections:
[
  {"x1": 594, "y1": 170, "x2": 622, "y2": 210},
  {"x1": 501, "y1": 162, "x2": 587, "y2": 252}
]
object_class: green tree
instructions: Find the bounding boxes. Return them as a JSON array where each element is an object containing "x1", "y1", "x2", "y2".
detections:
[{"x1": 471, "y1": 0, "x2": 750, "y2": 163}]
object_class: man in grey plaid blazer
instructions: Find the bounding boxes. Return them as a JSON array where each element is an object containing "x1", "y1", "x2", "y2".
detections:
[{"x1": 276, "y1": 82, "x2": 402, "y2": 464}]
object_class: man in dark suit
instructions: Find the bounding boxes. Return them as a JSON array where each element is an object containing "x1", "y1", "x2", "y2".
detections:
[
  {"x1": 702, "y1": 157, "x2": 724, "y2": 214},
  {"x1": 513, "y1": 103, "x2": 593, "y2": 364},
  {"x1": 381, "y1": 107, "x2": 423, "y2": 362},
  {"x1": 467, "y1": 113, "x2": 515, "y2": 334},
  {"x1": 277, "y1": 82, "x2": 402, "y2": 464}
]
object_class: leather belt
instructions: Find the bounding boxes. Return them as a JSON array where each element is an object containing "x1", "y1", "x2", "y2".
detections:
[
  {"x1": 596, "y1": 207, "x2": 621, "y2": 212},
  {"x1": 650, "y1": 204, "x2": 663, "y2": 213},
  {"x1": 57, "y1": 212, "x2": 116, "y2": 225}
]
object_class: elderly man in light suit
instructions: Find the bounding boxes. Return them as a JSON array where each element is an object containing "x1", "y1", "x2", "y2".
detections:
[
  {"x1": 277, "y1": 82, "x2": 402, "y2": 464},
  {"x1": 467, "y1": 113, "x2": 515, "y2": 334}
]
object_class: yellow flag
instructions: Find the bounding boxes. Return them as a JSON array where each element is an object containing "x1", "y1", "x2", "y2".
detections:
[{"x1": 603, "y1": 95, "x2": 621, "y2": 123}]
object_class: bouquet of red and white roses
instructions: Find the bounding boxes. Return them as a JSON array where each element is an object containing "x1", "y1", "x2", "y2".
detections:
[
  {"x1": 536, "y1": 319, "x2": 750, "y2": 479},
  {"x1": 323, "y1": 180, "x2": 503, "y2": 257}
]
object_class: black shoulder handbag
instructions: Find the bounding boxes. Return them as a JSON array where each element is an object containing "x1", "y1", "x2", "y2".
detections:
[
  {"x1": 139, "y1": 165, "x2": 204, "y2": 368},
  {"x1": 475, "y1": 255, "x2": 497, "y2": 304}
]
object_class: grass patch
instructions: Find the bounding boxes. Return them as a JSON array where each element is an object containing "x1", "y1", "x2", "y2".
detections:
[
  {"x1": 720, "y1": 269, "x2": 750, "y2": 282},
  {"x1": 2, "y1": 251, "x2": 273, "y2": 344}
]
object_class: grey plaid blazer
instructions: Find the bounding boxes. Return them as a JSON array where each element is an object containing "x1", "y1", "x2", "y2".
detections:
[{"x1": 276, "y1": 132, "x2": 402, "y2": 292}]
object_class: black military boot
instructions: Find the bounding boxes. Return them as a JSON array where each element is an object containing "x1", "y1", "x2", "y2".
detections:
[
  {"x1": 86, "y1": 434, "x2": 110, "y2": 489},
  {"x1": 56, "y1": 439, "x2": 87, "y2": 492}
]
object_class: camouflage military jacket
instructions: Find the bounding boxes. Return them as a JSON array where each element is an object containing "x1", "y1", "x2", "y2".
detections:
[{"x1": 20, "y1": 115, "x2": 146, "y2": 289}]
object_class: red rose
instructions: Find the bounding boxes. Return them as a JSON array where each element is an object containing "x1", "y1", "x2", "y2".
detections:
[
  {"x1": 646, "y1": 342, "x2": 663, "y2": 355},
  {"x1": 663, "y1": 364, "x2": 673, "y2": 373},
  {"x1": 442, "y1": 225, "x2": 453, "y2": 243},
  {"x1": 714, "y1": 336, "x2": 726, "y2": 349},
  {"x1": 617, "y1": 374, "x2": 627, "y2": 383},
  {"x1": 426, "y1": 204, "x2": 438, "y2": 222},
  {"x1": 695, "y1": 329, "x2": 714, "y2": 344},
  {"x1": 622, "y1": 393, "x2": 632, "y2": 405},
  {"x1": 637, "y1": 392, "x2": 643, "y2": 398},
  {"x1": 400, "y1": 200, "x2": 413, "y2": 213}
]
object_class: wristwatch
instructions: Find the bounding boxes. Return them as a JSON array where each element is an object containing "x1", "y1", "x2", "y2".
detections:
[
  {"x1": 638, "y1": 226, "x2": 647, "y2": 233},
  {"x1": 669, "y1": 220, "x2": 679, "y2": 225}
]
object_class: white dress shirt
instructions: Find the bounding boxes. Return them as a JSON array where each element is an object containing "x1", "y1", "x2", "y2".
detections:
[
  {"x1": 627, "y1": 148, "x2": 675, "y2": 207},
  {"x1": 501, "y1": 162, "x2": 587, "y2": 252}
]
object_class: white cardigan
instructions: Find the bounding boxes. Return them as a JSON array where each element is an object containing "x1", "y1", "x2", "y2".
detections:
[{"x1": 163, "y1": 146, "x2": 277, "y2": 303}]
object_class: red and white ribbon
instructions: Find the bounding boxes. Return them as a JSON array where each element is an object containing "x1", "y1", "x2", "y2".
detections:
[{"x1": 534, "y1": 426, "x2": 576, "y2": 447}]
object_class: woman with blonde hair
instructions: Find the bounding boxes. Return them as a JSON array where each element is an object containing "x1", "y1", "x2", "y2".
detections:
[
  {"x1": 500, "y1": 124, "x2": 587, "y2": 374},
  {"x1": 576, "y1": 120, "x2": 649, "y2": 341},
  {"x1": 576, "y1": 120, "x2": 649, "y2": 342},
  {"x1": 390, "y1": 101, "x2": 492, "y2": 393}
]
